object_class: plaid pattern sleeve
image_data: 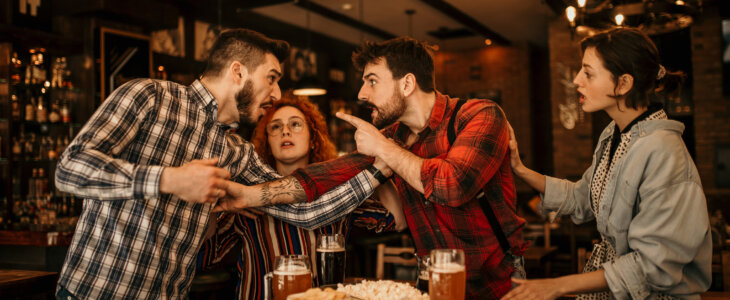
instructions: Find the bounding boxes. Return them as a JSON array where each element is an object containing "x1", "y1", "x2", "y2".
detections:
[
  {"x1": 233, "y1": 145, "x2": 377, "y2": 230},
  {"x1": 291, "y1": 153, "x2": 375, "y2": 202},
  {"x1": 420, "y1": 102, "x2": 510, "y2": 206},
  {"x1": 256, "y1": 170, "x2": 375, "y2": 230},
  {"x1": 55, "y1": 78, "x2": 163, "y2": 200}
]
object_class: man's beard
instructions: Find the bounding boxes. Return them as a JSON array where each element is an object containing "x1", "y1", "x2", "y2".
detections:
[
  {"x1": 235, "y1": 79, "x2": 256, "y2": 125},
  {"x1": 371, "y1": 87, "x2": 406, "y2": 129}
]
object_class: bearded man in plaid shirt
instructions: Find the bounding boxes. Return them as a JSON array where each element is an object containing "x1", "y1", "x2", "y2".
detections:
[
  {"x1": 54, "y1": 29, "x2": 391, "y2": 299},
  {"x1": 216, "y1": 37, "x2": 528, "y2": 299}
]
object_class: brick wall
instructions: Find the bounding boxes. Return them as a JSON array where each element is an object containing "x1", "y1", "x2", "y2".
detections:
[
  {"x1": 434, "y1": 43, "x2": 534, "y2": 192},
  {"x1": 546, "y1": 6, "x2": 730, "y2": 194},
  {"x1": 691, "y1": 9, "x2": 730, "y2": 194},
  {"x1": 548, "y1": 19, "x2": 595, "y2": 180}
]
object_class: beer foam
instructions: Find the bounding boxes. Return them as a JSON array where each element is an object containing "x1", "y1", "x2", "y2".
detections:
[
  {"x1": 274, "y1": 266, "x2": 311, "y2": 275},
  {"x1": 316, "y1": 248, "x2": 345, "y2": 252},
  {"x1": 430, "y1": 263, "x2": 465, "y2": 273}
]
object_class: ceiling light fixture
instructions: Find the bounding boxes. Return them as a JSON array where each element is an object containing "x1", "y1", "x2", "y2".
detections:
[
  {"x1": 565, "y1": 0, "x2": 702, "y2": 36},
  {"x1": 293, "y1": 1, "x2": 326, "y2": 97}
]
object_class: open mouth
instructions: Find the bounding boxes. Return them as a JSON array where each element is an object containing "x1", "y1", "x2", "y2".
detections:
[{"x1": 281, "y1": 141, "x2": 295, "y2": 148}]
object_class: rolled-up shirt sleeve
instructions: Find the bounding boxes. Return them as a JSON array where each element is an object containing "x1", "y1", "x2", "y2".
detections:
[
  {"x1": 603, "y1": 180, "x2": 711, "y2": 299},
  {"x1": 540, "y1": 164, "x2": 596, "y2": 225},
  {"x1": 236, "y1": 148, "x2": 377, "y2": 229}
]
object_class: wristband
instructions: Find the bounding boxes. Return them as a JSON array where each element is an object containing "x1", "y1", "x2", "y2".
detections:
[{"x1": 366, "y1": 165, "x2": 388, "y2": 184}]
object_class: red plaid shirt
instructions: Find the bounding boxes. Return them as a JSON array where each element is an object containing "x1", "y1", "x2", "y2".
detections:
[{"x1": 293, "y1": 93, "x2": 527, "y2": 299}]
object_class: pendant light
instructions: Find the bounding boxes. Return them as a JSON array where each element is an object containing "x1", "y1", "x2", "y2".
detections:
[{"x1": 293, "y1": 2, "x2": 326, "y2": 96}]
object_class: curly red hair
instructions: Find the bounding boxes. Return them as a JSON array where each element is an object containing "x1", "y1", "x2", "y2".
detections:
[{"x1": 251, "y1": 96, "x2": 338, "y2": 167}]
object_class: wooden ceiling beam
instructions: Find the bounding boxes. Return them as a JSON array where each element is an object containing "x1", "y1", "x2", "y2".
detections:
[{"x1": 419, "y1": 0, "x2": 510, "y2": 45}]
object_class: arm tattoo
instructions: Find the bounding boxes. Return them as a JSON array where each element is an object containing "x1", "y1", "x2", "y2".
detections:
[{"x1": 260, "y1": 176, "x2": 307, "y2": 205}]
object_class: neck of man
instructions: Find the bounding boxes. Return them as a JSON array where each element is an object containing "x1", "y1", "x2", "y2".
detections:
[
  {"x1": 275, "y1": 156, "x2": 309, "y2": 176},
  {"x1": 605, "y1": 100, "x2": 648, "y2": 132},
  {"x1": 200, "y1": 76, "x2": 235, "y2": 124},
  {"x1": 399, "y1": 90, "x2": 437, "y2": 135}
]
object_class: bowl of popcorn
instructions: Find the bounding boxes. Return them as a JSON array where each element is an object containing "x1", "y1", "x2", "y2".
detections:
[{"x1": 288, "y1": 280, "x2": 428, "y2": 300}]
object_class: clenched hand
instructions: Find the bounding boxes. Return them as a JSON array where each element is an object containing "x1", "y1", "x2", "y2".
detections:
[{"x1": 159, "y1": 158, "x2": 231, "y2": 204}]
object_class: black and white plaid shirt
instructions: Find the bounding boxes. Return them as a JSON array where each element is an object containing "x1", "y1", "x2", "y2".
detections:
[{"x1": 55, "y1": 79, "x2": 376, "y2": 299}]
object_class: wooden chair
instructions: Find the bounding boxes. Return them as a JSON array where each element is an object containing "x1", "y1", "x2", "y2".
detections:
[
  {"x1": 375, "y1": 243, "x2": 417, "y2": 279},
  {"x1": 523, "y1": 222, "x2": 559, "y2": 277}
]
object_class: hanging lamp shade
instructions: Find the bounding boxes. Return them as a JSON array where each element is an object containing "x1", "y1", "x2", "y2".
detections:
[{"x1": 293, "y1": 75, "x2": 327, "y2": 96}]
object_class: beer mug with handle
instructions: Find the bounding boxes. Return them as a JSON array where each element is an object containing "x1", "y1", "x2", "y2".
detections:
[
  {"x1": 429, "y1": 249, "x2": 466, "y2": 300},
  {"x1": 316, "y1": 233, "x2": 346, "y2": 286},
  {"x1": 264, "y1": 255, "x2": 313, "y2": 300}
]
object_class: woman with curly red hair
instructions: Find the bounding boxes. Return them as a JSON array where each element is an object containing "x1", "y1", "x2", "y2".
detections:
[{"x1": 199, "y1": 95, "x2": 406, "y2": 299}]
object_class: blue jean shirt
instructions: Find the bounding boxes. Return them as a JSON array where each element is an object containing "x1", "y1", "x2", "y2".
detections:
[{"x1": 541, "y1": 119, "x2": 711, "y2": 299}]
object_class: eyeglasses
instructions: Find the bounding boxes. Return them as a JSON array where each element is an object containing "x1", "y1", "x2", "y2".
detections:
[{"x1": 266, "y1": 117, "x2": 306, "y2": 136}]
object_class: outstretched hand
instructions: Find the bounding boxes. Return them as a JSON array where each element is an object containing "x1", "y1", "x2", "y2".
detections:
[{"x1": 336, "y1": 112, "x2": 391, "y2": 157}]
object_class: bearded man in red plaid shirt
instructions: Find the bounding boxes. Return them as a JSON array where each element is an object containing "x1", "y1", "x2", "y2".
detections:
[{"x1": 217, "y1": 37, "x2": 527, "y2": 299}]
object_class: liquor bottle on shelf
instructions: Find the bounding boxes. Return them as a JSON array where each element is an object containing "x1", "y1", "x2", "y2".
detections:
[
  {"x1": 48, "y1": 99, "x2": 61, "y2": 123},
  {"x1": 36, "y1": 92, "x2": 48, "y2": 123},
  {"x1": 55, "y1": 136, "x2": 65, "y2": 157},
  {"x1": 25, "y1": 92, "x2": 35, "y2": 122},
  {"x1": 37, "y1": 168, "x2": 48, "y2": 202},
  {"x1": 12, "y1": 137, "x2": 22, "y2": 158},
  {"x1": 61, "y1": 100, "x2": 71, "y2": 123},
  {"x1": 10, "y1": 52, "x2": 24, "y2": 85},
  {"x1": 11, "y1": 93, "x2": 21, "y2": 121},
  {"x1": 47, "y1": 137, "x2": 58, "y2": 160},
  {"x1": 28, "y1": 168, "x2": 38, "y2": 201},
  {"x1": 24, "y1": 133, "x2": 35, "y2": 161}
]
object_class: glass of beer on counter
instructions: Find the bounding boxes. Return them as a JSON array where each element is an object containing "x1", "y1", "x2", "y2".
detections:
[
  {"x1": 264, "y1": 255, "x2": 313, "y2": 300},
  {"x1": 416, "y1": 254, "x2": 430, "y2": 293},
  {"x1": 316, "y1": 233, "x2": 346, "y2": 286},
  {"x1": 429, "y1": 249, "x2": 466, "y2": 300}
]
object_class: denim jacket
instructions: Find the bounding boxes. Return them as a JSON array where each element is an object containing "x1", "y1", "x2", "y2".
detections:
[{"x1": 541, "y1": 119, "x2": 711, "y2": 299}]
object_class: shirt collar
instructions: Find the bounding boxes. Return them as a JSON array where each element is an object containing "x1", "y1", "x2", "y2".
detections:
[
  {"x1": 427, "y1": 91, "x2": 449, "y2": 130},
  {"x1": 616, "y1": 102, "x2": 663, "y2": 134},
  {"x1": 190, "y1": 79, "x2": 217, "y2": 109}
]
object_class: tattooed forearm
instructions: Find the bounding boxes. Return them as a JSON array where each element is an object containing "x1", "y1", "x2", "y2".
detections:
[{"x1": 259, "y1": 176, "x2": 307, "y2": 205}]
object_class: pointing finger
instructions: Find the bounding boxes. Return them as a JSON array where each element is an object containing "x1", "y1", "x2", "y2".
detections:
[{"x1": 336, "y1": 112, "x2": 367, "y2": 128}]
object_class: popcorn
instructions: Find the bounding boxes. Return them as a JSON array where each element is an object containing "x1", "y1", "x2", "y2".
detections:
[{"x1": 336, "y1": 280, "x2": 429, "y2": 300}]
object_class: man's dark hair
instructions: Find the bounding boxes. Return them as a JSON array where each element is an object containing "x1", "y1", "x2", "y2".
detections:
[
  {"x1": 202, "y1": 28, "x2": 290, "y2": 78},
  {"x1": 352, "y1": 37, "x2": 435, "y2": 93}
]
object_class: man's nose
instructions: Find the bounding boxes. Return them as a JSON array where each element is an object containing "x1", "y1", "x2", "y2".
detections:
[{"x1": 272, "y1": 83, "x2": 282, "y2": 101}]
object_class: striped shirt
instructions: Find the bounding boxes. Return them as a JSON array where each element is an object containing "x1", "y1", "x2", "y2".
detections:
[{"x1": 55, "y1": 79, "x2": 377, "y2": 299}]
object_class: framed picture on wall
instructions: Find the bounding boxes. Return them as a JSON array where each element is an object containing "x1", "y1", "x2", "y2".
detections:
[
  {"x1": 151, "y1": 17, "x2": 186, "y2": 58},
  {"x1": 195, "y1": 21, "x2": 224, "y2": 62},
  {"x1": 99, "y1": 27, "x2": 152, "y2": 102}
]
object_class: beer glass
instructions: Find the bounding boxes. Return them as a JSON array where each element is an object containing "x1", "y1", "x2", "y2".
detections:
[
  {"x1": 429, "y1": 249, "x2": 466, "y2": 300},
  {"x1": 316, "y1": 233, "x2": 346, "y2": 286},
  {"x1": 415, "y1": 254, "x2": 430, "y2": 293},
  {"x1": 264, "y1": 255, "x2": 313, "y2": 300}
]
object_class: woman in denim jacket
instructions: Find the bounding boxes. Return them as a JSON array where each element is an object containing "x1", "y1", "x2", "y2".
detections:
[{"x1": 503, "y1": 28, "x2": 711, "y2": 300}]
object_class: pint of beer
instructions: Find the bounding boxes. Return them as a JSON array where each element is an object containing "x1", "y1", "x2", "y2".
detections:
[
  {"x1": 316, "y1": 234, "x2": 346, "y2": 286},
  {"x1": 429, "y1": 249, "x2": 466, "y2": 300},
  {"x1": 416, "y1": 254, "x2": 430, "y2": 293},
  {"x1": 266, "y1": 255, "x2": 312, "y2": 300}
]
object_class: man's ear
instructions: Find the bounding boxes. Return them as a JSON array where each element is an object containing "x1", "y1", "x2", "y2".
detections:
[
  {"x1": 230, "y1": 61, "x2": 249, "y2": 84},
  {"x1": 616, "y1": 74, "x2": 634, "y2": 96},
  {"x1": 401, "y1": 73, "x2": 417, "y2": 97}
]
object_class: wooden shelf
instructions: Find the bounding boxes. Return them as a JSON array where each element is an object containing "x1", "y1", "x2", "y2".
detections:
[{"x1": 0, "y1": 230, "x2": 73, "y2": 247}]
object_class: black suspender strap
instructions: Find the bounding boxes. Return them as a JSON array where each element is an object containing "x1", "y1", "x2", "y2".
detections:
[{"x1": 447, "y1": 99, "x2": 511, "y2": 254}]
